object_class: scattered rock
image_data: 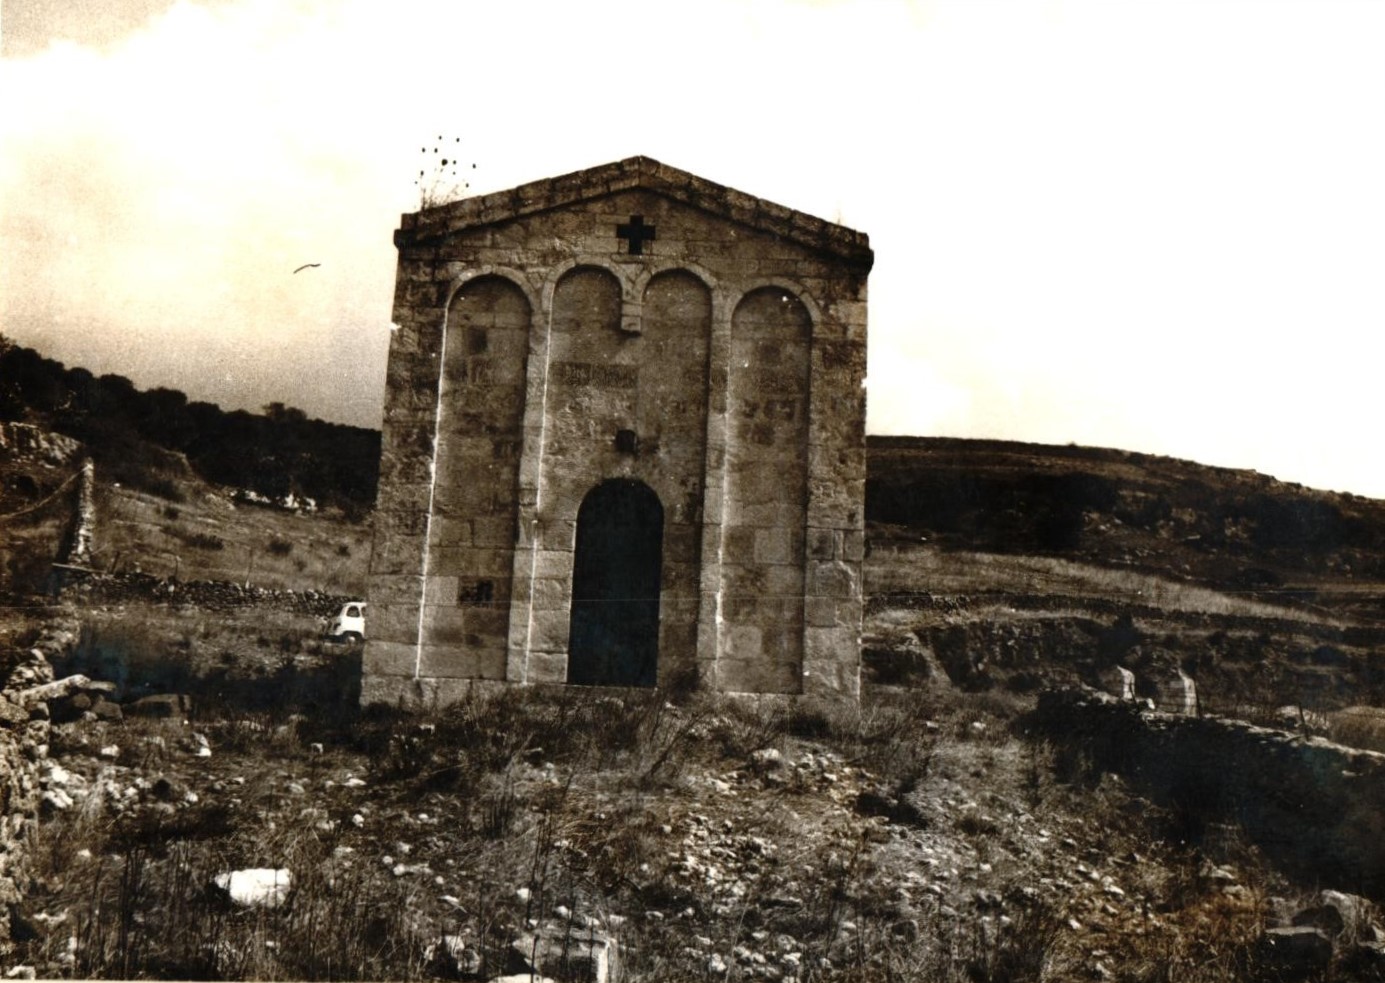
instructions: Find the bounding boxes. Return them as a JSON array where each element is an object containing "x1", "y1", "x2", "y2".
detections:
[
  {"x1": 425, "y1": 934, "x2": 482, "y2": 978},
  {"x1": 0, "y1": 696, "x2": 29, "y2": 727},
  {"x1": 123, "y1": 694, "x2": 188, "y2": 719},
  {"x1": 1256, "y1": 927, "x2": 1333, "y2": 980},
  {"x1": 40, "y1": 789, "x2": 73, "y2": 814},
  {"x1": 1346, "y1": 941, "x2": 1385, "y2": 975},
  {"x1": 854, "y1": 786, "x2": 928, "y2": 828},
  {"x1": 1292, "y1": 903, "x2": 1346, "y2": 938},
  {"x1": 89, "y1": 698, "x2": 122, "y2": 723},
  {"x1": 150, "y1": 776, "x2": 186, "y2": 802},
  {"x1": 44, "y1": 763, "x2": 71, "y2": 787},
  {"x1": 212, "y1": 868, "x2": 292, "y2": 908},
  {"x1": 512, "y1": 924, "x2": 617, "y2": 983},
  {"x1": 750, "y1": 748, "x2": 784, "y2": 772}
]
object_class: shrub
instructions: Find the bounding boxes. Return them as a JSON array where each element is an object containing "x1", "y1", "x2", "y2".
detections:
[
  {"x1": 267, "y1": 537, "x2": 293, "y2": 556},
  {"x1": 140, "y1": 476, "x2": 186, "y2": 503}
]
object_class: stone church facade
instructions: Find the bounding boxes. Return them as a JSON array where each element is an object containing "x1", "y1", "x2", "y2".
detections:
[{"x1": 363, "y1": 157, "x2": 872, "y2": 705}]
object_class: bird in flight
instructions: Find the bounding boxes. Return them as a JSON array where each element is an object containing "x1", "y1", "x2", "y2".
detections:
[{"x1": 293, "y1": 263, "x2": 321, "y2": 274}]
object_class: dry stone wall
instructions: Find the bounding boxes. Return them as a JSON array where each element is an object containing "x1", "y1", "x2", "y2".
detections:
[
  {"x1": 57, "y1": 570, "x2": 351, "y2": 616},
  {"x1": 0, "y1": 424, "x2": 85, "y2": 596},
  {"x1": 0, "y1": 621, "x2": 70, "y2": 951},
  {"x1": 366, "y1": 156, "x2": 871, "y2": 705}
]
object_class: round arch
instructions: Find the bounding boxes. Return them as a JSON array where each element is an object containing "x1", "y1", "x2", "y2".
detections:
[
  {"x1": 567, "y1": 478, "x2": 664, "y2": 688},
  {"x1": 443, "y1": 266, "x2": 541, "y2": 316},
  {"x1": 730, "y1": 278, "x2": 823, "y2": 327}
]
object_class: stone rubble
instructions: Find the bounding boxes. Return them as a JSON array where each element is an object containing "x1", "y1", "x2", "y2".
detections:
[{"x1": 9, "y1": 657, "x2": 1385, "y2": 979}]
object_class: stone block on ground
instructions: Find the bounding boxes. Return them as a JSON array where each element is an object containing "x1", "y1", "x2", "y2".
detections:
[
  {"x1": 212, "y1": 868, "x2": 292, "y2": 908},
  {"x1": 124, "y1": 694, "x2": 187, "y2": 719},
  {"x1": 511, "y1": 923, "x2": 616, "y2": 983}
]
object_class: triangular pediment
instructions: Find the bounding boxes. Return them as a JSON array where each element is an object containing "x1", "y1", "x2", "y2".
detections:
[{"x1": 395, "y1": 156, "x2": 872, "y2": 271}]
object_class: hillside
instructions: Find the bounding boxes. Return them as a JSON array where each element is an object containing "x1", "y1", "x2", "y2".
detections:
[
  {"x1": 0, "y1": 337, "x2": 378, "y2": 514},
  {"x1": 863, "y1": 436, "x2": 1385, "y2": 717},
  {"x1": 7, "y1": 425, "x2": 1385, "y2": 979},
  {"x1": 867, "y1": 436, "x2": 1385, "y2": 611}
]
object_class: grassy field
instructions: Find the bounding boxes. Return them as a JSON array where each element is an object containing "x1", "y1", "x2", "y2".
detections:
[{"x1": 867, "y1": 543, "x2": 1340, "y2": 624}]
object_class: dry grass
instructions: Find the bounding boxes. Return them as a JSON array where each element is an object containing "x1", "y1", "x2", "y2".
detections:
[{"x1": 18, "y1": 662, "x2": 1312, "y2": 982}]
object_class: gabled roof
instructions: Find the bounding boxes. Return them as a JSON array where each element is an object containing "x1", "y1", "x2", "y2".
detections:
[{"x1": 395, "y1": 156, "x2": 873, "y2": 271}]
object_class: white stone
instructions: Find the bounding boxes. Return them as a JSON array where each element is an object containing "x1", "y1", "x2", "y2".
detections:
[
  {"x1": 42, "y1": 789, "x2": 73, "y2": 811},
  {"x1": 213, "y1": 868, "x2": 292, "y2": 908},
  {"x1": 751, "y1": 748, "x2": 783, "y2": 770},
  {"x1": 46, "y1": 764, "x2": 71, "y2": 787}
]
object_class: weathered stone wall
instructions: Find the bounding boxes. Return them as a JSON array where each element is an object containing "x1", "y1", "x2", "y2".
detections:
[
  {"x1": 1035, "y1": 689, "x2": 1385, "y2": 900},
  {"x1": 366, "y1": 157, "x2": 870, "y2": 705},
  {"x1": 0, "y1": 622, "x2": 68, "y2": 951}
]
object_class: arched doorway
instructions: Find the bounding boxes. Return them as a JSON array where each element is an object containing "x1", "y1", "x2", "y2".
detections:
[{"x1": 567, "y1": 480, "x2": 663, "y2": 687}]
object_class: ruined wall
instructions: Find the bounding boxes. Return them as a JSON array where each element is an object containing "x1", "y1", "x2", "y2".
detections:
[
  {"x1": 366, "y1": 158, "x2": 870, "y2": 705},
  {"x1": 1036, "y1": 690, "x2": 1385, "y2": 900}
]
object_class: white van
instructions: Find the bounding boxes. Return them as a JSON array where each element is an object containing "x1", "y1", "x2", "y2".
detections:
[{"x1": 326, "y1": 601, "x2": 366, "y2": 642}]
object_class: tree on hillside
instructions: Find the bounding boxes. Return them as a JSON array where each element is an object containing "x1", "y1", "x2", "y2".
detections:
[
  {"x1": 0, "y1": 335, "x2": 24, "y2": 420},
  {"x1": 0, "y1": 338, "x2": 380, "y2": 509}
]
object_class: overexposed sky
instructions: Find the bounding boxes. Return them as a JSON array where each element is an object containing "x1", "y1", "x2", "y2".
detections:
[{"x1": 3, "y1": 0, "x2": 1384, "y2": 496}]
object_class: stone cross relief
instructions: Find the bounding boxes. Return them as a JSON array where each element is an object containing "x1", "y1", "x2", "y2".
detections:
[
  {"x1": 616, "y1": 215, "x2": 656, "y2": 255},
  {"x1": 616, "y1": 215, "x2": 655, "y2": 334}
]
